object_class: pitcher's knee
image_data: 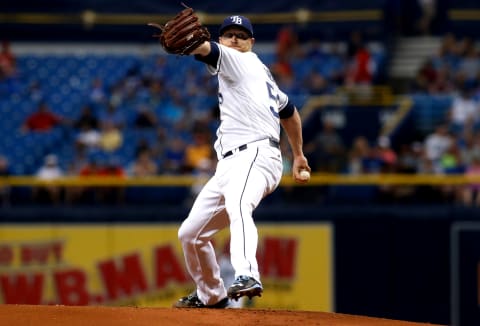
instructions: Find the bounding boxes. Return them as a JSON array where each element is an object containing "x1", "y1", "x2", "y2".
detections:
[
  {"x1": 178, "y1": 223, "x2": 201, "y2": 247},
  {"x1": 178, "y1": 223, "x2": 191, "y2": 243}
]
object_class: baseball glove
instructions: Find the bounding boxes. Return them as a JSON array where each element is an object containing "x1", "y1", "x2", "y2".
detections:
[{"x1": 148, "y1": 4, "x2": 210, "y2": 55}]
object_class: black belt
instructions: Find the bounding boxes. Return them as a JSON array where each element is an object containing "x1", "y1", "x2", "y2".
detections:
[{"x1": 223, "y1": 138, "x2": 280, "y2": 159}]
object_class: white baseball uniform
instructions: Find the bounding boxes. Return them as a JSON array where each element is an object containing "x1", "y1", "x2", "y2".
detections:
[{"x1": 178, "y1": 42, "x2": 291, "y2": 305}]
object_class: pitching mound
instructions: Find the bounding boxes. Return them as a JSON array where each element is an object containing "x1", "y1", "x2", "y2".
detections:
[{"x1": 1, "y1": 304, "x2": 443, "y2": 326}]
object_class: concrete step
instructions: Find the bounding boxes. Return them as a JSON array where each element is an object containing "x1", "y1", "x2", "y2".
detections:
[{"x1": 388, "y1": 36, "x2": 441, "y2": 78}]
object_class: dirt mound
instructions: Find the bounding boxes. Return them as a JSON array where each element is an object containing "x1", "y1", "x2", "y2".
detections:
[{"x1": 0, "y1": 304, "x2": 443, "y2": 326}]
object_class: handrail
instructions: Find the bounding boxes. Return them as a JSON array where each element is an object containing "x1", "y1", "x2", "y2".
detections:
[
  {"x1": 1, "y1": 174, "x2": 479, "y2": 187},
  {"x1": 0, "y1": 9, "x2": 383, "y2": 26}
]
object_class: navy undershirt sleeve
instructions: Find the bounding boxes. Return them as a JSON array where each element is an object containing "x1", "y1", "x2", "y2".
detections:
[
  {"x1": 279, "y1": 100, "x2": 295, "y2": 119},
  {"x1": 194, "y1": 42, "x2": 220, "y2": 67}
]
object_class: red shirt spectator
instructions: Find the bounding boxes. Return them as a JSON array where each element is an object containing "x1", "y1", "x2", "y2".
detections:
[
  {"x1": 0, "y1": 40, "x2": 16, "y2": 79},
  {"x1": 79, "y1": 161, "x2": 102, "y2": 176},
  {"x1": 99, "y1": 165, "x2": 125, "y2": 177},
  {"x1": 23, "y1": 102, "x2": 62, "y2": 132},
  {"x1": 79, "y1": 161, "x2": 124, "y2": 177},
  {"x1": 345, "y1": 44, "x2": 375, "y2": 85},
  {"x1": 352, "y1": 47, "x2": 374, "y2": 84},
  {"x1": 275, "y1": 25, "x2": 299, "y2": 60}
]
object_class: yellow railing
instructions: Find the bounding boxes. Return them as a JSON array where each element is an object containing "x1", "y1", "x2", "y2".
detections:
[
  {"x1": 449, "y1": 10, "x2": 480, "y2": 20},
  {"x1": 0, "y1": 9, "x2": 383, "y2": 26},
  {"x1": 1, "y1": 174, "x2": 480, "y2": 187},
  {"x1": 300, "y1": 85, "x2": 397, "y2": 119}
]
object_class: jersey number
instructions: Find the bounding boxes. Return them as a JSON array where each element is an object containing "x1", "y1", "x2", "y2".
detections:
[{"x1": 266, "y1": 81, "x2": 280, "y2": 118}]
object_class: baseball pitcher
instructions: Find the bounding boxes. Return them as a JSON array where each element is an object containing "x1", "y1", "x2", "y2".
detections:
[{"x1": 149, "y1": 5, "x2": 311, "y2": 308}]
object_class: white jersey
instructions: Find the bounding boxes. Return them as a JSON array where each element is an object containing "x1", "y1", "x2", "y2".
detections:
[{"x1": 206, "y1": 43, "x2": 289, "y2": 159}]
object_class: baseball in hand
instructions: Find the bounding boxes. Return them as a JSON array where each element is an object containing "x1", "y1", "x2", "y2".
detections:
[{"x1": 299, "y1": 170, "x2": 310, "y2": 181}]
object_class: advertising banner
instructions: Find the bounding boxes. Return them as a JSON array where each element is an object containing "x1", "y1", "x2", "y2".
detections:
[{"x1": 0, "y1": 223, "x2": 332, "y2": 311}]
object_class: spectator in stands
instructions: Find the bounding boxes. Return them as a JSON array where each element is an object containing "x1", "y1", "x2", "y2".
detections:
[
  {"x1": 432, "y1": 33, "x2": 460, "y2": 74},
  {"x1": 373, "y1": 136, "x2": 400, "y2": 202},
  {"x1": 134, "y1": 138, "x2": 151, "y2": 158},
  {"x1": 374, "y1": 136, "x2": 398, "y2": 173},
  {"x1": 397, "y1": 142, "x2": 423, "y2": 173},
  {"x1": 73, "y1": 106, "x2": 100, "y2": 157},
  {"x1": 74, "y1": 105, "x2": 99, "y2": 131},
  {"x1": 0, "y1": 40, "x2": 16, "y2": 80},
  {"x1": 128, "y1": 149, "x2": 158, "y2": 177},
  {"x1": 456, "y1": 37, "x2": 480, "y2": 85},
  {"x1": 34, "y1": 154, "x2": 64, "y2": 204},
  {"x1": 345, "y1": 43, "x2": 376, "y2": 86},
  {"x1": 271, "y1": 25, "x2": 298, "y2": 94},
  {"x1": 347, "y1": 136, "x2": 372, "y2": 174},
  {"x1": 275, "y1": 25, "x2": 300, "y2": 61},
  {"x1": 439, "y1": 140, "x2": 464, "y2": 173},
  {"x1": 75, "y1": 123, "x2": 101, "y2": 153},
  {"x1": 99, "y1": 120, "x2": 123, "y2": 153},
  {"x1": 428, "y1": 66, "x2": 455, "y2": 95},
  {"x1": 67, "y1": 156, "x2": 103, "y2": 204},
  {"x1": 411, "y1": 59, "x2": 437, "y2": 93},
  {"x1": 460, "y1": 131, "x2": 480, "y2": 167},
  {"x1": 21, "y1": 101, "x2": 64, "y2": 132},
  {"x1": 184, "y1": 130, "x2": 213, "y2": 173},
  {"x1": 303, "y1": 70, "x2": 332, "y2": 95},
  {"x1": 89, "y1": 77, "x2": 107, "y2": 105},
  {"x1": 305, "y1": 120, "x2": 345, "y2": 172},
  {"x1": 462, "y1": 153, "x2": 480, "y2": 206},
  {"x1": 447, "y1": 85, "x2": 480, "y2": 134},
  {"x1": 134, "y1": 104, "x2": 158, "y2": 129},
  {"x1": 438, "y1": 140, "x2": 465, "y2": 201},
  {"x1": 424, "y1": 124, "x2": 454, "y2": 172},
  {"x1": 78, "y1": 156, "x2": 102, "y2": 177},
  {"x1": 36, "y1": 154, "x2": 63, "y2": 179},
  {"x1": 65, "y1": 148, "x2": 89, "y2": 177},
  {"x1": 74, "y1": 156, "x2": 124, "y2": 204},
  {"x1": 388, "y1": 142, "x2": 423, "y2": 202}
]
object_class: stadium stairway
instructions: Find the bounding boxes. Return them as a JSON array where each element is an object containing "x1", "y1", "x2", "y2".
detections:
[{"x1": 388, "y1": 36, "x2": 441, "y2": 92}]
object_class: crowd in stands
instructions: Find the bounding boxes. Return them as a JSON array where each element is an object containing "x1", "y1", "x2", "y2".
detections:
[
  {"x1": 412, "y1": 33, "x2": 480, "y2": 96},
  {"x1": 403, "y1": 32, "x2": 480, "y2": 205},
  {"x1": 2, "y1": 29, "x2": 480, "y2": 206}
]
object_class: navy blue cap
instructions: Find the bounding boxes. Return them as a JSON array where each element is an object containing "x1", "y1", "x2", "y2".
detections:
[{"x1": 219, "y1": 15, "x2": 253, "y2": 37}]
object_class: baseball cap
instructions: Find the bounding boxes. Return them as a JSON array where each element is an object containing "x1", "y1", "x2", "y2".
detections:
[{"x1": 219, "y1": 15, "x2": 253, "y2": 37}]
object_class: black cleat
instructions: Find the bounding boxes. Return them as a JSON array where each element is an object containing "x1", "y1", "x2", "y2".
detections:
[
  {"x1": 227, "y1": 275, "x2": 263, "y2": 301},
  {"x1": 173, "y1": 292, "x2": 229, "y2": 308}
]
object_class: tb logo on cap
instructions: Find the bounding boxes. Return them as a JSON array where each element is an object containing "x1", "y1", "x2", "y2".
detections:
[{"x1": 230, "y1": 16, "x2": 243, "y2": 24}]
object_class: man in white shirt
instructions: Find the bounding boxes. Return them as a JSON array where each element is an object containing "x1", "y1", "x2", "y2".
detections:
[{"x1": 35, "y1": 154, "x2": 64, "y2": 204}]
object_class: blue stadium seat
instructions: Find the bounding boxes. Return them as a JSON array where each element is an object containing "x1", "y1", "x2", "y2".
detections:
[{"x1": 9, "y1": 43, "x2": 389, "y2": 176}]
